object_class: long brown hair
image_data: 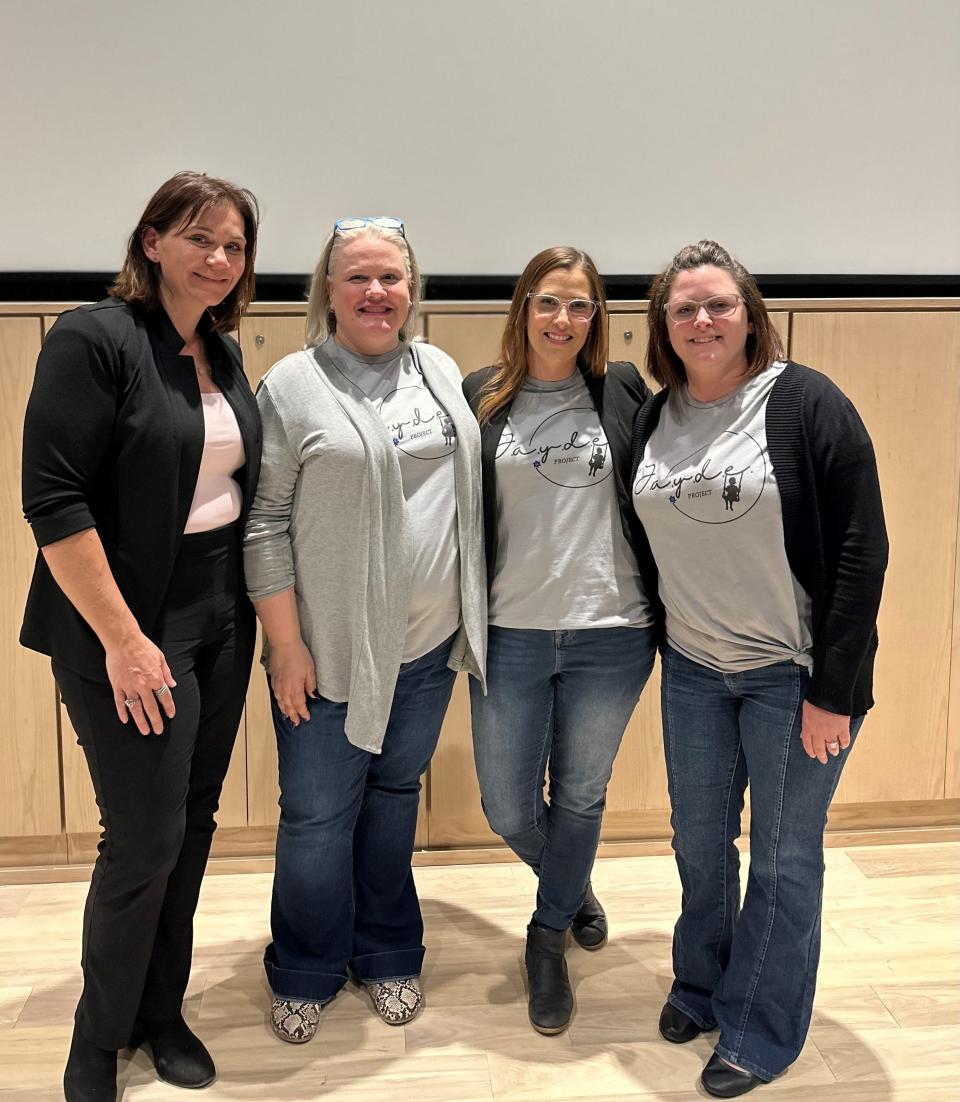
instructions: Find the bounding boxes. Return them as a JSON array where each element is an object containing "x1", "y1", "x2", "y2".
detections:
[
  {"x1": 645, "y1": 239, "x2": 784, "y2": 390},
  {"x1": 476, "y1": 246, "x2": 608, "y2": 425},
  {"x1": 111, "y1": 171, "x2": 260, "y2": 332}
]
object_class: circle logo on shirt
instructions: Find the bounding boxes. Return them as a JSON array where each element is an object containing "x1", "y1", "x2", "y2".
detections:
[
  {"x1": 634, "y1": 429, "x2": 765, "y2": 524},
  {"x1": 379, "y1": 386, "x2": 457, "y2": 460},
  {"x1": 498, "y1": 407, "x2": 611, "y2": 488}
]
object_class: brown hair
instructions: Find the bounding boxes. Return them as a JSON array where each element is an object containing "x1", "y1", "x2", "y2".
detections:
[
  {"x1": 111, "y1": 171, "x2": 260, "y2": 332},
  {"x1": 645, "y1": 239, "x2": 784, "y2": 390},
  {"x1": 305, "y1": 222, "x2": 421, "y2": 347},
  {"x1": 476, "y1": 246, "x2": 608, "y2": 424}
]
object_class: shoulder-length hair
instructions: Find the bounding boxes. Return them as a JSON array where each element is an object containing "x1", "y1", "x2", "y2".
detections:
[
  {"x1": 645, "y1": 239, "x2": 784, "y2": 390},
  {"x1": 305, "y1": 222, "x2": 422, "y2": 347},
  {"x1": 111, "y1": 171, "x2": 260, "y2": 333},
  {"x1": 476, "y1": 246, "x2": 608, "y2": 425}
]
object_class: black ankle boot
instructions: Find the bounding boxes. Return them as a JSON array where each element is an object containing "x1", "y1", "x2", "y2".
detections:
[
  {"x1": 571, "y1": 882, "x2": 608, "y2": 950},
  {"x1": 524, "y1": 921, "x2": 573, "y2": 1034},
  {"x1": 63, "y1": 1025, "x2": 118, "y2": 1102},
  {"x1": 134, "y1": 1016, "x2": 216, "y2": 1089}
]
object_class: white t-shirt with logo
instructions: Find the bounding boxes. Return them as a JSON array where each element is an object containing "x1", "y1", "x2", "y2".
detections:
[
  {"x1": 632, "y1": 363, "x2": 813, "y2": 672},
  {"x1": 326, "y1": 338, "x2": 461, "y2": 661},
  {"x1": 490, "y1": 371, "x2": 651, "y2": 630}
]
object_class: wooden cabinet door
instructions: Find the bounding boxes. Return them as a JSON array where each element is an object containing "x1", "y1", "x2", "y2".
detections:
[
  {"x1": 237, "y1": 316, "x2": 307, "y2": 830},
  {"x1": 425, "y1": 314, "x2": 507, "y2": 377},
  {"x1": 239, "y1": 314, "x2": 306, "y2": 389},
  {"x1": 609, "y1": 312, "x2": 651, "y2": 384},
  {"x1": 0, "y1": 318, "x2": 62, "y2": 838},
  {"x1": 791, "y1": 310, "x2": 960, "y2": 804}
]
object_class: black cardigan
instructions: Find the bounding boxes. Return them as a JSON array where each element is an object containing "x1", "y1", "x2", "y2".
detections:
[
  {"x1": 20, "y1": 298, "x2": 262, "y2": 680},
  {"x1": 629, "y1": 361, "x2": 888, "y2": 717},
  {"x1": 462, "y1": 361, "x2": 652, "y2": 593}
]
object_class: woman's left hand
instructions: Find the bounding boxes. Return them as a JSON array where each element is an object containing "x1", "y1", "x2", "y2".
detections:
[{"x1": 800, "y1": 700, "x2": 851, "y2": 764}]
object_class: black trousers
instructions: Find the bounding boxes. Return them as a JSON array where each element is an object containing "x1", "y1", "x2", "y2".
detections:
[{"x1": 54, "y1": 524, "x2": 255, "y2": 1050}]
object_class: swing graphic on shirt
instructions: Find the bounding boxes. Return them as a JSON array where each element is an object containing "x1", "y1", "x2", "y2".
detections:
[
  {"x1": 635, "y1": 429, "x2": 766, "y2": 524},
  {"x1": 497, "y1": 407, "x2": 611, "y2": 490}
]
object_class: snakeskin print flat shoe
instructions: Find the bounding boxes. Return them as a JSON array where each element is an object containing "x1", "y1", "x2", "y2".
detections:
[
  {"x1": 364, "y1": 977, "x2": 423, "y2": 1025},
  {"x1": 270, "y1": 998, "x2": 324, "y2": 1043}
]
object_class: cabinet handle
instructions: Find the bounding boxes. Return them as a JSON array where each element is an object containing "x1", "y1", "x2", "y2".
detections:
[
  {"x1": 255, "y1": 334, "x2": 265, "y2": 347},
  {"x1": 623, "y1": 330, "x2": 633, "y2": 341}
]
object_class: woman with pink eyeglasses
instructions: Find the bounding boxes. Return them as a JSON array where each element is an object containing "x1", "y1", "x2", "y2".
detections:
[{"x1": 463, "y1": 246, "x2": 656, "y2": 1035}]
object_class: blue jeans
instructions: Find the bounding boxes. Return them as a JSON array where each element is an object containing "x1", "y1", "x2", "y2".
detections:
[
  {"x1": 470, "y1": 625, "x2": 656, "y2": 930},
  {"x1": 660, "y1": 646, "x2": 863, "y2": 1081},
  {"x1": 264, "y1": 633, "x2": 456, "y2": 1004}
]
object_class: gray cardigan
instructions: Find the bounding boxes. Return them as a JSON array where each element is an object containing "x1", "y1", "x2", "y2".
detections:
[{"x1": 244, "y1": 340, "x2": 486, "y2": 753}]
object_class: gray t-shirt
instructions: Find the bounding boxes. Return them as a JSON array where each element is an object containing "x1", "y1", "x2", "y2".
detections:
[
  {"x1": 325, "y1": 338, "x2": 461, "y2": 661},
  {"x1": 632, "y1": 363, "x2": 812, "y2": 672},
  {"x1": 490, "y1": 371, "x2": 651, "y2": 630}
]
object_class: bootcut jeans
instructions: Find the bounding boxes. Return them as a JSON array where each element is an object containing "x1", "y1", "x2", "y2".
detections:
[
  {"x1": 660, "y1": 645, "x2": 863, "y2": 1081},
  {"x1": 265, "y1": 633, "x2": 456, "y2": 1003}
]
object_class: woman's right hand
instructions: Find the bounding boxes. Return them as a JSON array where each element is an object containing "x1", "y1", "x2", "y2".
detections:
[
  {"x1": 269, "y1": 639, "x2": 317, "y2": 726},
  {"x1": 105, "y1": 631, "x2": 177, "y2": 735}
]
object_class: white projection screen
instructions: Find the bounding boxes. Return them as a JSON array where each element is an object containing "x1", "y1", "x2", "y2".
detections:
[{"x1": 2, "y1": 0, "x2": 958, "y2": 278}]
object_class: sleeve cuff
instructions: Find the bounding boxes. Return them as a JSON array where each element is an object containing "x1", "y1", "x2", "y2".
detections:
[{"x1": 29, "y1": 506, "x2": 96, "y2": 548}]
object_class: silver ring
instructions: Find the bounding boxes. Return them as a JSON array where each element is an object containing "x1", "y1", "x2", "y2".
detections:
[
  {"x1": 154, "y1": 685, "x2": 170, "y2": 699},
  {"x1": 826, "y1": 741, "x2": 840, "y2": 749},
  {"x1": 124, "y1": 697, "x2": 138, "y2": 709}
]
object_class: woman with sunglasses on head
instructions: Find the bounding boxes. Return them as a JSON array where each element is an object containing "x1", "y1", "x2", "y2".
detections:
[
  {"x1": 631, "y1": 241, "x2": 887, "y2": 1097},
  {"x1": 21, "y1": 171, "x2": 261, "y2": 1102},
  {"x1": 463, "y1": 247, "x2": 656, "y2": 1035},
  {"x1": 244, "y1": 217, "x2": 485, "y2": 1041}
]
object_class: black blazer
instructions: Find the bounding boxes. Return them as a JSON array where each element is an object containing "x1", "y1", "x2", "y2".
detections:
[
  {"x1": 20, "y1": 298, "x2": 262, "y2": 679},
  {"x1": 462, "y1": 361, "x2": 651, "y2": 594}
]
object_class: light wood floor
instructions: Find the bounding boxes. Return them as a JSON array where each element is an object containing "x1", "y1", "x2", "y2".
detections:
[{"x1": 1, "y1": 842, "x2": 958, "y2": 1100}]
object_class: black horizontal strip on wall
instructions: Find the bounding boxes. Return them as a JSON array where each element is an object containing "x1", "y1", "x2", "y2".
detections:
[{"x1": 0, "y1": 271, "x2": 957, "y2": 304}]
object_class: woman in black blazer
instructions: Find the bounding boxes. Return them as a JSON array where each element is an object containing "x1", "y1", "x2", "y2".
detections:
[
  {"x1": 21, "y1": 171, "x2": 261, "y2": 1102},
  {"x1": 462, "y1": 247, "x2": 656, "y2": 1035}
]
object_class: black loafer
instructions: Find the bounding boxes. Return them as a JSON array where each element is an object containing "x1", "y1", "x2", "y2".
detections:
[
  {"x1": 570, "y1": 882, "x2": 608, "y2": 950},
  {"x1": 134, "y1": 1017, "x2": 216, "y2": 1090},
  {"x1": 658, "y1": 1001, "x2": 703, "y2": 1044},
  {"x1": 701, "y1": 1052, "x2": 765, "y2": 1098}
]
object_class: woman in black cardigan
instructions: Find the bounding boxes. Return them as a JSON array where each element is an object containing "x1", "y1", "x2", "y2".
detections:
[
  {"x1": 630, "y1": 240, "x2": 887, "y2": 1098},
  {"x1": 21, "y1": 172, "x2": 261, "y2": 1102},
  {"x1": 463, "y1": 246, "x2": 656, "y2": 1035}
]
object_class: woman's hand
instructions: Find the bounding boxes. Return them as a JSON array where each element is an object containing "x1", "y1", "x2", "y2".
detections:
[
  {"x1": 269, "y1": 639, "x2": 317, "y2": 726},
  {"x1": 39, "y1": 529, "x2": 177, "y2": 735},
  {"x1": 800, "y1": 699, "x2": 851, "y2": 764},
  {"x1": 105, "y1": 631, "x2": 177, "y2": 735}
]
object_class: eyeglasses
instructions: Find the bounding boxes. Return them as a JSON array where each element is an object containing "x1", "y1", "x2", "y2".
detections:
[
  {"x1": 665, "y1": 295, "x2": 742, "y2": 323},
  {"x1": 334, "y1": 216, "x2": 405, "y2": 238},
  {"x1": 526, "y1": 293, "x2": 599, "y2": 322}
]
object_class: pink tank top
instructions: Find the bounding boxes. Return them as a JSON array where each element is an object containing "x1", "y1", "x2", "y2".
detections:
[{"x1": 184, "y1": 394, "x2": 245, "y2": 533}]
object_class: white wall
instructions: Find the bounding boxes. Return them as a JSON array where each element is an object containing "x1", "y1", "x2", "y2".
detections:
[{"x1": 2, "y1": 0, "x2": 958, "y2": 275}]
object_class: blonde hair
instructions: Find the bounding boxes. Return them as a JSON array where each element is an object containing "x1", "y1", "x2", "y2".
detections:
[{"x1": 304, "y1": 223, "x2": 422, "y2": 347}]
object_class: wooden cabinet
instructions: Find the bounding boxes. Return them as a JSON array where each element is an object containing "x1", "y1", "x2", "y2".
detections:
[
  {"x1": 1, "y1": 301, "x2": 958, "y2": 867},
  {"x1": 609, "y1": 313, "x2": 651, "y2": 382},
  {"x1": 425, "y1": 313, "x2": 508, "y2": 376},
  {"x1": 791, "y1": 311, "x2": 960, "y2": 804},
  {"x1": 236, "y1": 315, "x2": 307, "y2": 835},
  {"x1": 0, "y1": 318, "x2": 62, "y2": 841}
]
